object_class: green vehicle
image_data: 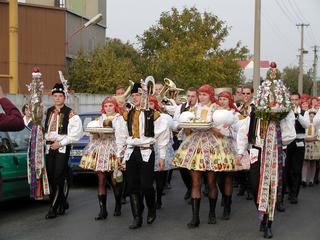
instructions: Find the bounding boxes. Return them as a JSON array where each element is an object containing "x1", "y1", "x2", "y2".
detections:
[{"x1": 0, "y1": 127, "x2": 30, "y2": 202}]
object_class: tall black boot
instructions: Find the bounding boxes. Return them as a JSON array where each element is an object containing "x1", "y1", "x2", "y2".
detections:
[
  {"x1": 145, "y1": 189, "x2": 156, "y2": 224},
  {"x1": 187, "y1": 198, "x2": 200, "y2": 228},
  {"x1": 113, "y1": 183, "x2": 123, "y2": 216},
  {"x1": 222, "y1": 195, "x2": 231, "y2": 220},
  {"x1": 57, "y1": 184, "x2": 68, "y2": 215},
  {"x1": 208, "y1": 197, "x2": 217, "y2": 224},
  {"x1": 260, "y1": 214, "x2": 268, "y2": 232},
  {"x1": 95, "y1": 194, "x2": 107, "y2": 220},
  {"x1": 264, "y1": 221, "x2": 273, "y2": 239},
  {"x1": 129, "y1": 194, "x2": 142, "y2": 229},
  {"x1": 45, "y1": 187, "x2": 60, "y2": 219}
]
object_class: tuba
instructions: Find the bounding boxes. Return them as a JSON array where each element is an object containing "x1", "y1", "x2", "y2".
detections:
[
  {"x1": 113, "y1": 80, "x2": 135, "y2": 104},
  {"x1": 157, "y1": 78, "x2": 184, "y2": 106},
  {"x1": 140, "y1": 76, "x2": 155, "y2": 110}
]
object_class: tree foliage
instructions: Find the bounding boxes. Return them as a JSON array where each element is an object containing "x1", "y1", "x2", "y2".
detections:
[
  {"x1": 67, "y1": 39, "x2": 142, "y2": 93},
  {"x1": 282, "y1": 66, "x2": 313, "y2": 95},
  {"x1": 137, "y1": 7, "x2": 249, "y2": 88}
]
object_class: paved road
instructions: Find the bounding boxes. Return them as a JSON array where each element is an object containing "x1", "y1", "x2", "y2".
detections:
[{"x1": 0, "y1": 172, "x2": 320, "y2": 240}]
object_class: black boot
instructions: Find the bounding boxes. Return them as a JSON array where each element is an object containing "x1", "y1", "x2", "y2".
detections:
[
  {"x1": 145, "y1": 189, "x2": 156, "y2": 224},
  {"x1": 222, "y1": 196, "x2": 231, "y2": 220},
  {"x1": 113, "y1": 183, "x2": 123, "y2": 216},
  {"x1": 208, "y1": 197, "x2": 217, "y2": 224},
  {"x1": 156, "y1": 194, "x2": 162, "y2": 210},
  {"x1": 276, "y1": 200, "x2": 285, "y2": 212},
  {"x1": 95, "y1": 194, "x2": 107, "y2": 220},
  {"x1": 264, "y1": 221, "x2": 273, "y2": 238},
  {"x1": 260, "y1": 214, "x2": 268, "y2": 232},
  {"x1": 246, "y1": 190, "x2": 253, "y2": 200},
  {"x1": 187, "y1": 198, "x2": 200, "y2": 228},
  {"x1": 129, "y1": 194, "x2": 142, "y2": 229},
  {"x1": 45, "y1": 187, "x2": 60, "y2": 219},
  {"x1": 57, "y1": 186, "x2": 67, "y2": 215}
]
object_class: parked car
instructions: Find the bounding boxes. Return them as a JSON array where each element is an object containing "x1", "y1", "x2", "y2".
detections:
[
  {"x1": 69, "y1": 112, "x2": 100, "y2": 176},
  {"x1": 0, "y1": 127, "x2": 30, "y2": 202}
]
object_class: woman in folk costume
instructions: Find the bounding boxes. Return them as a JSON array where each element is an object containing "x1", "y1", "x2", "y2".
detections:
[
  {"x1": 302, "y1": 108, "x2": 320, "y2": 187},
  {"x1": 148, "y1": 94, "x2": 175, "y2": 209},
  {"x1": 173, "y1": 84, "x2": 234, "y2": 228},
  {"x1": 235, "y1": 64, "x2": 296, "y2": 238},
  {"x1": 79, "y1": 97, "x2": 125, "y2": 220},
  {"x1": 214, "y1": 91, "x2": 241, "y2": 220}
]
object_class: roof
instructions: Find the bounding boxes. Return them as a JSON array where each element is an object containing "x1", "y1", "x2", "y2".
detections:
[{"x1": 237, "y1": 59, "x2": 270, "y2": 69}]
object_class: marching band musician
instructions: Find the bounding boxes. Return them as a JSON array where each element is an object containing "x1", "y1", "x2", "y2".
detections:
[
  {"x1": 115, "y1": 82, "x2": 170, "y2": 229},
  {"x1": 44, "y1": 83, "x2": 83, "y2": 219}
]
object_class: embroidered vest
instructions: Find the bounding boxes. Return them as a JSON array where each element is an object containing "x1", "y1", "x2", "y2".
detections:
[
  {"x1": 127, "y1": 108, "x2": 155, "y2": 138},
  {"x1": 44, "y1": 105, "x2": 72, "y2": 134},
  {"x1": 295, "y1": 110, "x2": 306, "y2": 135}
]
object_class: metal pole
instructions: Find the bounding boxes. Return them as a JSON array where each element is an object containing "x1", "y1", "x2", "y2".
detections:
[
  {"x1": 297, "y1": 23, "x2": 309, "y2": 95},
  {"x1": 9, "y1": 0, "x2": 19, "y2": 93},
  {"x1": 312, "y1": 46, "x2": 319, "y2": 97},
  {"x1": 253, "y1": 0, "x2": 261, "y2": 93}
]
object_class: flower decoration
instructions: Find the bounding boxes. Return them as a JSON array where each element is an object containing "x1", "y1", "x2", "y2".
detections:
[
  {"x1": 254, "y1": 62, "x2": 291, "y2": 122},
  {"x1": 26, "y1": 66, "x2": 44, "y2": 125}
]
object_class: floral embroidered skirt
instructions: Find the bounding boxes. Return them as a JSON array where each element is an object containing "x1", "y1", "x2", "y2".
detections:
[
  {"x1": 172, "y1": 130, "x2": 235, "y2": 171},
  {"x1": 305, "y1": 141, "x2": 320, "y2": 160},
  {"x1": 154, "y1": 138, "x2": 175, "y2": 171},
  {"x1": 79, "y1": 135, "x2": 119, "y2": 172}
]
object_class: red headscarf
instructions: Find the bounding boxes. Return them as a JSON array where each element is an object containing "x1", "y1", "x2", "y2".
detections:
[
  {"x1": 218, "y1": 91, "x2": 238, "y2": 112},
  {"x1": 101, "y1": 97, "x2": 121, "y2": 114},
  {"x1": 197, "y1": 84, "x2": 216, "y2": 104},
  {"x1": 148, "y1": 94, "x2": 161, "y2": 111}
]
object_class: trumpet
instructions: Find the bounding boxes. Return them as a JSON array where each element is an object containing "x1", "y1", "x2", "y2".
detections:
[{"x1": 113, "y1": 80, "x2": 135, "y2": 104}]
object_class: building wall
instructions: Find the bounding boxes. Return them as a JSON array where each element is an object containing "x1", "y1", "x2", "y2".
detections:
[
  {"x1": 66, "y1": 11, "x2": 106, "y2": 58},
  {"x1": 0, "y1": 2, "x2": 66, "y2": 94}
]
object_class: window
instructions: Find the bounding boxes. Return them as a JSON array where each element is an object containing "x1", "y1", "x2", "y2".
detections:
[{"x1": 7, "y1": 128, "x2": 30, "y2": 152}]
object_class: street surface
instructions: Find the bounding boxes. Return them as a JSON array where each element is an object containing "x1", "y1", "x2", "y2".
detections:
[{"x1": 0, "y1": 171, "x2": 319, "y2": 240}]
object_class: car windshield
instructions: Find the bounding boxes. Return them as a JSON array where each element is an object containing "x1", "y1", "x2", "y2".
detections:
[
  {"x1": 80, "y1": 113, "x2": 100, "y2": 134},
  {"x1": 7, "y1": 127, "x2": 31, "y2": 152}
]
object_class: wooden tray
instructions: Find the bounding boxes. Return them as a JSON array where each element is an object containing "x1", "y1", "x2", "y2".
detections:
[
  {"x1": 85, "y1": 127, "x2": 114, "y2": 133},
  {"x1": 178, "y1": 122, "x2": 212, "y2": 129}
]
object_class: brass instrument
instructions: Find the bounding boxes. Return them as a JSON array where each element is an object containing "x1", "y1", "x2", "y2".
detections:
[
  {"x1": 141, "y1": 76, "x2": 155, "y2": 110},
  {"x1": 113, "y1": 80, "x2": 135, "y2": 104},
  {"x1": 157, "y1": 78, "x2": 184, "y2": 105}
]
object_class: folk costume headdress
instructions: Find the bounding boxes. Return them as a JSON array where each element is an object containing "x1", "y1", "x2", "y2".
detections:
[
  {"x1": 197, "y1": 84, "x2": 216, "y2": 104},
  {"x1": 218, "y1": 91, "x2": 238, "y2": 112},
  {"x1": 101, "y1": 97, "x2": 121, "y2": 114}
]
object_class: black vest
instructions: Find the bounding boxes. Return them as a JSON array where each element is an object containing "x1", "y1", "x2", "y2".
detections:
[
  {"x1": 295, "y1": 110, "x2": 306, "y2": 134},
  {"x1": 180, "y1": 102, "x2": 190, "y2": 114},
  {"x1": 127, "y1": 108, "x2": 155, "y2": 138},
  {"x1": 44, "y1": 105, "x2": 72, "y2": 135},
  {"x1": 248, "y1": 105, "x2": 257, "y2": 145}
]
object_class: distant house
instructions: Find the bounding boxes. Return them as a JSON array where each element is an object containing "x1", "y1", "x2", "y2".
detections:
[{"x1": 237, "y1": 59, "x2": 270, "y2": 82}]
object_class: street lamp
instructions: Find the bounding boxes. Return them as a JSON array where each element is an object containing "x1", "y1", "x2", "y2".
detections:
[{"x1": 66, "y1": 13, "x2": 103, "y2": 53}]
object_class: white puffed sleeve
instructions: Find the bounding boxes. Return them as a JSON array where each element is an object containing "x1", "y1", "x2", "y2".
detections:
[
  {"x1": 155, "y1": 114, "x2": 171, "y2": 160},
  {"x1": 113, "y1": 115, "x2": 128, "y2": 158},
  {"x1": 58, "y1": 115, "x2": 83, "y2": 146},
  {"x1": 236, "y1": 117, "x2": 250, "y2": 155},
  {"x1": 280, "y1": 111, "x2": 296, "y2": 146}
]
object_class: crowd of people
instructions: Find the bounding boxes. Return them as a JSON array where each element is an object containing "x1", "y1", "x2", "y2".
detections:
[{"x1": 1, "y1": 64, "x2": 319, "y2": 239}]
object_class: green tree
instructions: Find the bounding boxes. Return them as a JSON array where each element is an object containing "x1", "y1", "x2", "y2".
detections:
[
  {"x1": 137, "y1": 7, "x2": 249, "y2": 88},
  {"x1": 282, "y1": 66, "x2": 313, "y2": 95},
  {"x1": 67, "y1": 38, "x2": 142, "y2": 93}
]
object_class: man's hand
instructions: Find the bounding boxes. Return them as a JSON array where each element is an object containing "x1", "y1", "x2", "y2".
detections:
[
  {"x1": 0, "y1": 86, "x2": 4, "y2": 99},
  {"x1": 158, "y1": 159, "x2": 165, "y2": 171},
  {"x1": 50, "y1": 141, "x2": 60, "y2": 150}
]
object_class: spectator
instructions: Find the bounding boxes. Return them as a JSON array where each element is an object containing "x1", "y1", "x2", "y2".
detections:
[{"x1": 22, "y1": 104, "x2": 33, "y2": 130}]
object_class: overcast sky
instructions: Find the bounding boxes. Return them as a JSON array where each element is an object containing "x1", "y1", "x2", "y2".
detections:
[{"x1": 105, "y1": 0, "x2": 320, "y2": 77}]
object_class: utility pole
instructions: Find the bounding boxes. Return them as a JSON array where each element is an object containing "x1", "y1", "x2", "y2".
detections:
[
  {"x1": 253, "y1": 0, "x2": 261, "y2": 93},
  {"x1": 312, "y1": 46, "x2": 319, "y2": 97},
  {"x1": 296, "y1": 23, "x2": 309, "y2": 94}
]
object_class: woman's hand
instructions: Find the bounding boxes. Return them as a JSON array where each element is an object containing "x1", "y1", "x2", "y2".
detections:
[
  {"x1": 158, "y1": 159, "x2": 165, "y2": 171},
  {"x1": 183, "y1": 128, "x2": 192, "y2": 136}
]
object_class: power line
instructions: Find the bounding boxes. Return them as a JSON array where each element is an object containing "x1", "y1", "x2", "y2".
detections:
[{"x1": 274, "y1": 0, "x2": 296, "y2": 25}]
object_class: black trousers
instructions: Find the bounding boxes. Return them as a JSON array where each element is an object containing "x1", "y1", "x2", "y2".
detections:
[
  {"x1": 248, "y1": 147, "x2": 261, "y2": 209},
  {"x1": 286, "y1": 140, "x2": 305, "y2": 198},
  {"x1": 46, "y1": 147, "x2": 71, "y2": 190},
  {"x1": 126, "y1": 147, "x2": 155, "y2": 194}
]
